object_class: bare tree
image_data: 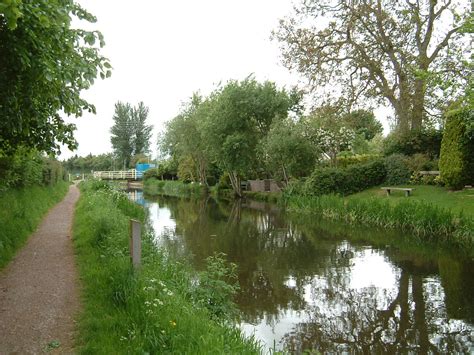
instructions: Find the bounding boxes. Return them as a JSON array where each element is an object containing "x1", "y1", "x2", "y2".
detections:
[{"x1": 273, "y1": 0, "x2": 471, "y2": 132}]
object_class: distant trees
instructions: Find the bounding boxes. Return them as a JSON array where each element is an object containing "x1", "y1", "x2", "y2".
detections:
[
  {"x1": 63, "y1": 153, "x2": 115, "y2": 174},
  {"x1": 0, "y1": 0, "x2": 110, "y2": 155},
  {"x1": 110, "y1": 101, "x2": 153, "y2": 168},
  {"x1": 274, "y1": 0, "x2": 471, "y2": 132}
]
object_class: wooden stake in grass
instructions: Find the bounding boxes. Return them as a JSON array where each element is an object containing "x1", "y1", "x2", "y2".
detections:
[{"x1": 129, "y1": 219, "x2": 141, "y2": 268}]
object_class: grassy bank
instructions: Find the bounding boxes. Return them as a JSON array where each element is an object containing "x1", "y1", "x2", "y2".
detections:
[
  {"x1": 348, "y1": 185, "x2": 474, "y2": 217},
  {"x1": 143, "y1": 179, "x2": 204, "y2": 198},
  {"x1": 0, "y1": 181, "x2": 69, "y2": 269},
  {"x1": 73, "y1": 180, "x2": 260, "y2": 354},
  {"x1": 285, "y1": 192, "x2": 474, "y2": 252}
]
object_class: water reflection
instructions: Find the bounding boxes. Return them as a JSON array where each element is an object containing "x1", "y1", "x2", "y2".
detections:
[{"x1": 142, "y1": 194, "x2": 474, "y2": 353}]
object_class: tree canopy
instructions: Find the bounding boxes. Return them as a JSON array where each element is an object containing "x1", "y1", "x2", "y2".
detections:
[
  {"x1": 0, "y1": 0, "x2": 111, "y2": 155},
  {"x1": 274, "y1": 0, "x2": 471, "y2": 132}
]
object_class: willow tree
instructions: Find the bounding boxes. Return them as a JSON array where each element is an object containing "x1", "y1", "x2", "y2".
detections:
[{"x1": 274, "y1": 0, "x2": 471, "y2": 132}]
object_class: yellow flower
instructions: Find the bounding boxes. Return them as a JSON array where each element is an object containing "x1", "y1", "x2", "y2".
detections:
[{"x1": 169, "y1": 320, "x2": 176, "y2": 327}]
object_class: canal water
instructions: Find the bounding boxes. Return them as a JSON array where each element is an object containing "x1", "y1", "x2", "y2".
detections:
[{"x1": 128, "y1": 189, "x2": 474, "y2": 353}]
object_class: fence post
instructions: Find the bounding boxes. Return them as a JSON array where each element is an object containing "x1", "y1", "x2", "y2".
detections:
[{"x1": 129, "y1": 219, "x2": 141, "y2": 268}]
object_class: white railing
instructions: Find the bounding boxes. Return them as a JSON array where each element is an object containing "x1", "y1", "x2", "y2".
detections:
[{"x1": 93, "y1": 169, "x2": 143, "y2": 180}]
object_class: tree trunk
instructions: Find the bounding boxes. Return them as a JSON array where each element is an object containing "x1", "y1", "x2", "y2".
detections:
[
  {"x1": 411, "y1": 78, "x2": 426, "y2": 131},
  {"x1": 228, "y1": 171, "x2": 242, "y2": 198}
]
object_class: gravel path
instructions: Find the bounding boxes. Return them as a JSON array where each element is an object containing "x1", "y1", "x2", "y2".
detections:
[{"x1": 0, "y1": 185, "x2": 80, "y2": 354}]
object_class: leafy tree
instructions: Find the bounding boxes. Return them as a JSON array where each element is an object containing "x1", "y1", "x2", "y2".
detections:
[
  {"x1": 162, "y1": 94, "x2": 210, "y2": 185},
  {"x1": 274, "y1": 0, "x2": 471, "y2": 132},
  {"x1": 0, "y1": 0, "x2": 111, "y2": 154},
  {"x1": 203, "y1": 78, "x2": 297, "y2": 197},
  {"x1": 343, "y1": 110, "x2": 383, "y2": 141},
  {"x1": 261, "y1": 119, "x2": 315, "y2": 184},
  {"x1": 110, "y1": 101, "x2": 153, "y2": 168},
  {"x1": 303, "y1": 105, "x2": 356, "y2": 166}
]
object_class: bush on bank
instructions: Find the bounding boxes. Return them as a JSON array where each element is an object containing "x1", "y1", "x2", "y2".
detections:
[
  {"x1": 0, "y1": 181, "x2": 69, "y2": 269},
  {"x1": 73, "y1": 180, "x2": 260, "y2": 354}
]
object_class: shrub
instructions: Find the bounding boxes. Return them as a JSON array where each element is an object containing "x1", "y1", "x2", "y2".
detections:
[
  {"x1": 383, "y1": 129, "x2": 443, "y2": 158},
  {"x1": 143, "y1": 168, "x2": 159, "y2": 180},
  {"x1": 439, "y1": 108, "x2": 474, "y2": 190},
  {"x1": 336, "y1": 154, "x2": 381, "y2": 168},
  {"x1": 384, "y1": 154, "x2": 412, "y2": 185},
  {"x1": 303, "y1": 159, "x2": 386, "y2": 196}
]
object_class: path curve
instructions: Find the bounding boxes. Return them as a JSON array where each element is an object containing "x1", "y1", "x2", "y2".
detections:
[{"x1": 0, "y1": 185, "x2": 80, "y2": 354}]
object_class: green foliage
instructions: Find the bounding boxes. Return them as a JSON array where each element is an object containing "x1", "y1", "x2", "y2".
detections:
[
  {"x1": 439, "y1": 108, "x2": 474, "y2": 189},
  {"x1": 303, "y1": 160, "x2": 386, "y2": 196},
  {"x1": 110, "y1": 101, "x2": 153, "y2": 168},
  {"x1": 383, "y1": 129, "x2": 443, "y2": 158},
  {"x1": 203, "y1": 77, "x2": 298, "y2": 196},
  {"x1": 73, "y1": 182, "x2": 260, "y2": 353},
  {"x1": 63, "y1": 153, "x2": 115, "y2": 174},
  {"x1": 0, "y1": 147, "x2": 64, "y2": 190},
  {"x1": 335, "y1": 154, "x2": 381, "y2": 168},
  {"x1": 343, "y1": 109, "x2": 383, "y2": 140},
  {"x1": 0, "y1": 0, "x2": 110, "y2": 154},
  {"x1": 0, "y1": 181, "x2": 69, "y2": 269},
  {"x1": 193, "y1": 253, "x2": 240, "y2": 322},
  {"x1": 383, "y1": 154, "x2": 412, "y2": 186},
  {"x1": 161, "y1": 94, "x2": 210, "y2": 185},
  {"x1": 144, "y1": 179, "x2": 203, "y2": 198},
  {"x1": 260, "y1": 118, "x2": 315, "y2": 182}
]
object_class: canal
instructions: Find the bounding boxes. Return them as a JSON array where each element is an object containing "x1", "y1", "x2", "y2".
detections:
[{"x1": 128, "y1": 189, "x2": 474, "y2": 353}]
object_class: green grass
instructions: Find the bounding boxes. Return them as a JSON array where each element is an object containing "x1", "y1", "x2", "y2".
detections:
[
  {"x1": 143, "y1": 179, "x2": 205, "y2": 198},
  {"x1": 0, "y1": 181, "x2": 69, "y2": 269},
  {"x1": 348, "y1": 185, "x2": 474, "y2": 217},
  {"x1": 285, "y1": 188, "x2": 474, "y2": 253},
  {"x1": 73, "y1": 180, "x2": 260, "y2": 354}
]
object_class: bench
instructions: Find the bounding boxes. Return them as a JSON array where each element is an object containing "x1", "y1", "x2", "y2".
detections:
[{"x1": 381, "y1": 187, "x2": 414, "y2": 197}]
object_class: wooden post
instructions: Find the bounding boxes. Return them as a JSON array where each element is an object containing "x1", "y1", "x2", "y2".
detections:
[{"x1": 129, "y1": 219, "x2": 141, "y2": 268}]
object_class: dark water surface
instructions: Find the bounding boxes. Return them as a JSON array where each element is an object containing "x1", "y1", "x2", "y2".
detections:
[{"x1": 130, "y1": 190, "x2": 474, "y2": 353}]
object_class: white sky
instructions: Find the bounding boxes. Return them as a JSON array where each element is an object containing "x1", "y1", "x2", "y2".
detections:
[{"x1": 61, "y1": 0, "x2": 390, "y2": 160}]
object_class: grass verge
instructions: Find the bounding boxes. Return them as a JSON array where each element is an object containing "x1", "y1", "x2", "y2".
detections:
[
  {"x1": 285, "y1": 192, "x2": 473, "y2": 253},
  {"x1": 73, "y1": 180, "x2": 260, "y2": 354},
  {"x1": 348, "y1": 185, "x2": 474, "y2": 217},
  {"x1": 143, "y1": 179, "x2": 204, "y2": 198},
  {"x1": 0, "y1": 181, "x2": 69, "y2": 269}
]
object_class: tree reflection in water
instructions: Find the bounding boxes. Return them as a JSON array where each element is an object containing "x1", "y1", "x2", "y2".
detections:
[{"x1": 144, "y1": 195, "x2": 474, "y2": 353}]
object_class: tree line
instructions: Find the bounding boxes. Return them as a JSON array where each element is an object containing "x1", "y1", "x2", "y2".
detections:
[{"x1": 159, "y1": 77, "x2": 383, "y2": 197}]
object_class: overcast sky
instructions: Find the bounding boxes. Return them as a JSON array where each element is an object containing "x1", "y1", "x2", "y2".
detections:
[{"x1": 62, "y1": 0, "x2": 389, "y2": 160}]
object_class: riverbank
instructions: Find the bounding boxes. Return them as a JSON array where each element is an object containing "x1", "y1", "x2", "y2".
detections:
[
  {"x1": 285, "y1": 192, "x2": 474, "y2": 253},
  {"x1": 0, "y1": 181, "x2": 69, "y2": 269},
  {"x1": 73, "y1": 180, "x2": 260, "y2": 353},
  {"x1": 142, "y1": 179, "x2": 473, "y2": 250},
  {"x1": 143, "y1": 179, "x2": 204, "y2": 197}
]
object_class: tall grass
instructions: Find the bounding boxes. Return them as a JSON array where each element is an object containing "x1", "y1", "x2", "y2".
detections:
[
  {"x1": 73, "y1": 180, "x2": 260, "y2": 354},
  {"x1": 285, "y1": 194, "x2": 474, "y2": 251},
  {"x1": 0, "y1": 181, "x2": 69, "y2": 269},
  {"x1": 143, "y1": 179, "x2": 204, "y2": 198}
]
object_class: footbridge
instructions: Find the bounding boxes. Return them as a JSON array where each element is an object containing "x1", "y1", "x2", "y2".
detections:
[{"x1": 93, "y1": 169, "x2": 143, "y2": 180}]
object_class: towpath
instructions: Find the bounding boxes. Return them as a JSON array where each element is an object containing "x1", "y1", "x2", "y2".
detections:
[{"x1": 0, "y1": 185, "x2": 80, "y2": 354}]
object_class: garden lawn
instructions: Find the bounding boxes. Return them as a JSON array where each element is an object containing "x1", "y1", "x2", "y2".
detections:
[{"x1": 347, "y1": 185, "x2": 474, "y2": 217}]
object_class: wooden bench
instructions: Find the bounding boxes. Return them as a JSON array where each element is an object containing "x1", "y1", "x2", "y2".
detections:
[{"x1": 381, "y1": 187, "x2": 414, "y2": 197}]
